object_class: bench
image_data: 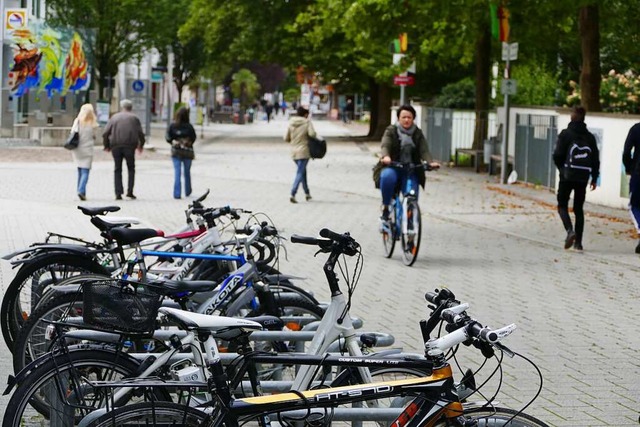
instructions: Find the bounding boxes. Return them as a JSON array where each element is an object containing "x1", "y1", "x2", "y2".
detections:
[
  {"x1": 210, "y1": 112, "x2": 234, "y2": 123},
  {"x1": 454, "y1": 148, "x2": 484, "y2": 173},
  {"x1": 488, "y1": 154, "x2": 514, "y2": 176}
]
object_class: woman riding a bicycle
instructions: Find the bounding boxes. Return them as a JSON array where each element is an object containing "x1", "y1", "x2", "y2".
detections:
[{"x1": 379, "y1": 105, "x2": 440, "y2": 223}]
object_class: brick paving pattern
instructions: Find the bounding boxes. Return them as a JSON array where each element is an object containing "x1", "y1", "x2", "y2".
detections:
[{"x1": 0, "y1": 117, "x2": 638, "y2": 425}]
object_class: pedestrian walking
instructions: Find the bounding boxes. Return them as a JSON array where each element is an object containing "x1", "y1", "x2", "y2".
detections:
[
  {"x1": 622, "y1": 121, "x2": 640, "y2": 253},
  {"x1": 166, "y1": 106, "x2": 197, "y2": 199},
  {"x1": 343, "y1": 98, "x2": 354, "y2": 123},
  {"x1": 285, "y1": 106, "x2": 316, "y2": 203},
  {"x1": 552, "y1": 106, "x2": 600, "y2": 251},
  {"x1": 273, "y1": 101, "x2": 280, "y2": 116},
  {"x1": 102, "y1": 99, "x2": 145, "y2": 200},
  {"x1": 265, "y1": 102, "x2": 274, "y2": 123},
  {"x1": 70, "y1": 103, "x2": 99, "y2": 200}
]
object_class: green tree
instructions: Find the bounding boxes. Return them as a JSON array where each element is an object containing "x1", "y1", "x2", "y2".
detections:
[{"x1": 230, "y1": 68, "x2": 260, "y2": 109}]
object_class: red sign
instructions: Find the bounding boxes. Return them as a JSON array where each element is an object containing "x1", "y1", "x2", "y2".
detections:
[{"x1": 393, "y1": 75, "x2": 415, "y2": 86}]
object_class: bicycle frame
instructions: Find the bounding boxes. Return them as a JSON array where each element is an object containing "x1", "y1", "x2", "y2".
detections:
[{"x1": 393, "y1": 171, "x2": 418, "y2": 239}]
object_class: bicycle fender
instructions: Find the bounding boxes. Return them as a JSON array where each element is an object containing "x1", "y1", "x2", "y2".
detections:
[
  {"x1": 4, "y1": 343, "x2": 120, "y2": 395},
  {"x1": 4, "y1": 245, "x2": 100, "y2": 264}
]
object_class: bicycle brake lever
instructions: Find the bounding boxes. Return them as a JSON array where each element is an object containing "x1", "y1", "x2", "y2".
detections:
[{"x1": 493, "y1": 342, "x2": 515, "y2": 358}]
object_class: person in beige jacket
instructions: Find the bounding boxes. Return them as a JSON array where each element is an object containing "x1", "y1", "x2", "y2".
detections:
[
  {"x1": 285, "y1": 106, "x2": 316, "y2": 203},
  {"x1": 71, "y1": 103, "x2": 100, "y2": 200}
]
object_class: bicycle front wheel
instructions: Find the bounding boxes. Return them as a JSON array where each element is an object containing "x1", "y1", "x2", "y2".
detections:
[
  {"x1": 381, "y1": 204, "x2": 396, "y2": 258},
  {"x1": 401, "y1": 199, "x2": 421, "y2": 266},
  {"x1": 82, "y1": 401, "x2": 210, "y2": 426},
  {"x1": 435, "y1": 407, "x2": 550, "y2": 427}
]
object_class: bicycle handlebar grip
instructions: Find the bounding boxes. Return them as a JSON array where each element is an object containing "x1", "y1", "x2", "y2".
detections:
[
  {"x1": 320, "y1": 228, "x2": 344, "y2": 242},
  {"x1": 425, "y1": 291, "x2": 438, "y2": 304},
  {"x1": 290, "y1": 234, "x2": 321, "y2": 245},
  {"x1": 261, "y1": 226, "x2": 278, "y2": 237}
]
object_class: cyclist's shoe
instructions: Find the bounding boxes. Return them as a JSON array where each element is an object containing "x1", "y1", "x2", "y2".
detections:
[{"x1": 564, "y1": 230, "x2": 576, "y2": 249}]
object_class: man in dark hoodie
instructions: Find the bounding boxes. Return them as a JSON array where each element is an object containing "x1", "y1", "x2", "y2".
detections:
[
  {"x1": 552, "y1": 106, "x2": 600, "y2": 251},
  {"x1": 622, "y1": 121, "x2": 640, "y2": 254}
]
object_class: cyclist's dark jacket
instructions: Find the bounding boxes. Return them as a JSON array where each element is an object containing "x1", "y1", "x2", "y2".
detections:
[
  {"x1": 381, "y1": 124, "x2": 433, "y2": 188},
  {"x1": 552, "y1": 121, "x2": 599, "y2": 183},
  {"x1": 623, "y1": 122, "x2": 640, "y2": 175}
]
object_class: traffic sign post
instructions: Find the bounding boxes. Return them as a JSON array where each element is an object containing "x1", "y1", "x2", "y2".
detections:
[{"x1": 500, "y1": 42, "x2": 518, "y2": 184}]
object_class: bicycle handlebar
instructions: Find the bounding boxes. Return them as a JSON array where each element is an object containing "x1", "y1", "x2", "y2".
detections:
[
  {"x1": 423, "y1": 288, "x2": 517, "y2": 356},
  {"x1": 291, "y1": 228, "x2": 359, "y2": 256},
  {"x1": 386, "y1": 161, "x2": 439, "y2": 172}
]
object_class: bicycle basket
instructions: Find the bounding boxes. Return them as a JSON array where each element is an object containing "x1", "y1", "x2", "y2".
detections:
[{"x1": 82, "y1": 279, "x2": 163, "y2": 334}]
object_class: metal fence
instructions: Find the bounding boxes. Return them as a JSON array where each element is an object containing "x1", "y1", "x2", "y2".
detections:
[
  {"x1": 424, "y1": 108, "x2": 453, "y2": 162},
  {"x1": 514, "y1": 114, "x2": 557, "y2": 188}
]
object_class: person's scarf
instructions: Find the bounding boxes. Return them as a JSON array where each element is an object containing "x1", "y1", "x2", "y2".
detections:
[{"x1": 396, "y1": 123, "x2": 417, "y2": 163}]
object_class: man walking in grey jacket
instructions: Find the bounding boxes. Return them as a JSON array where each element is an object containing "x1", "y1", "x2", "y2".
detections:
[{"x1": 103, "y1": 99, "x2": 145, "y2": 200}]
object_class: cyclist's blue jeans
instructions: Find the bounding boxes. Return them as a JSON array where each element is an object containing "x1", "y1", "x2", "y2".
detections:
[
  {"x1": 291, "y1": 159, "x2": 310, "y2": 196},
  {"x1": 380, "y1": 167, "x2": 418, "y2": 205},
  {"x1": 172, "y1": 156, "x2": 192, "y2": 199},
  {"x1": 77, "y1": 167, "x2": 90, "y2": 196}
]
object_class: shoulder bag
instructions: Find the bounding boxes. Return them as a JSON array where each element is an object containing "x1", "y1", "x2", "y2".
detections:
[
  {"x1": 64, "y1": 130, "x2": 79, "y2": 150},
  {"x1": 308, "y1": 135, "x2": 327, "y2": 159}
]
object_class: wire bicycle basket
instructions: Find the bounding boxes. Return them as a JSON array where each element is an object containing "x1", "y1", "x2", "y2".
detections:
[{"x1": 82, "y1": 279, "x2": 163, "y2": 335}]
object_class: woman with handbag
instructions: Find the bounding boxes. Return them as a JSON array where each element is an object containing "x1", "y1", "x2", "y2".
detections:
[
  {"x1": 166, "y1": 107, "x2": 197, "y2": 199},
  {"x1": 70, "y1": 103, "x2": 99, "y2": 201},
  {"x1": 285, "y1": 106, "x2": 316, "y2": 203}
]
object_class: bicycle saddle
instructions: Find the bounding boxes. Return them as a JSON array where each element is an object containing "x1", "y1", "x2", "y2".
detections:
[
  {"x1": 159, "y1": 307, "x2": 263, "y2": 335},
  {"x1": 110, "y1": 228, "x2": 165, "y2": 245},
  {"x1": 77, "y1": 206, "x2": 121, "y2": 216}
]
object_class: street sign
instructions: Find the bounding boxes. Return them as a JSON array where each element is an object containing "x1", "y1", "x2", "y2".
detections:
[
  {"x1": 501, "y1": 42, "x2": 518, "y2": 61},
  {"x1": 394, "y1": 75, "x2": 415, "y2": 86},
  {"x1": 501, "y1": 78, "x2": 517, "y2": 95},
  {"x1": 132, "y1": 80, "x2": 144, "y2": 93},
  {"x1": 151, "y1": 71, "x2": 163, "y2": 83}
]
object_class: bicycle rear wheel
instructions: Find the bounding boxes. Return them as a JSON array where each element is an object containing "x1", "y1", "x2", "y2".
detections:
[
  {"x1": 82, "y1": 402, "x2": 210, "y2": 426},
  {"x1": 1, "y1": 254, "x2": 108, "y2": 351},
  {"x1": 401, "y1": 199, "x2": 421, "y2": 266},
  {"x1": 381, "y1": 203, "x2": 396, "y2": 258}
]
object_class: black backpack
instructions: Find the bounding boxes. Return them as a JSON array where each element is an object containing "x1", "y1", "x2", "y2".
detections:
[{"x1": 564, "y1": 135, "x2": 593, "y2": 180}]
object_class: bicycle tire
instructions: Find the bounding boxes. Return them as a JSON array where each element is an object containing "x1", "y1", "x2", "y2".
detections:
[
  {"x1": 3, "y1": 348, "x2": 167, "y2": 427},
  {"x1": 381, "y1": 201, "x2": 397, "y2": 258},
  {"x1": 435, "y1": 407, "x2": 550, "y2": 426},
  {"x1": 82, "y1": 401, "x2": 210, "y2": 426},
  {"x1": 13, "y1": 291, "x2": 82, "y2": 374},
  {"x1": 401, "y1": 199, "x2": 421, "y2": 266},
  {"x1": 1, "y1": 253, "x2": 108, "y2": 350}
]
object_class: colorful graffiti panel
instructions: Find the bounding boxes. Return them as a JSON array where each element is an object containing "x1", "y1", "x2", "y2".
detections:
[{"x1": 8, "y1": 24, "x2": 91, "y2": 98}]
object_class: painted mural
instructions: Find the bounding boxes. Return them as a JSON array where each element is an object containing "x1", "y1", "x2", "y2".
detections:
[{"x1": 7, "y1": 25, "x2": 90, "y2": 98}]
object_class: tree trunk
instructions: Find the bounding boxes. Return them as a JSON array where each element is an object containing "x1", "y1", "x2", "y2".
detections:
[
  {"x1": 472, "y1": 27, "x2": 491, "y2": 150},
  {"x1": 368, "y1": 78, "x2": 391, "y2": 140},
  {"x1": 578, "y1": 4, "x2": 601, "y2": 112}
]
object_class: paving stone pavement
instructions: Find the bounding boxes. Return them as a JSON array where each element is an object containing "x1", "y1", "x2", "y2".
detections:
[{"x1": 0, "y1": 115, "x2": 638, "y2": 425}]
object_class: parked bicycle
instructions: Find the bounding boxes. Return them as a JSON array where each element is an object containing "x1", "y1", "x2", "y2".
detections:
[
  {"x1": 380, "y1": 161, "x2": 438, "y2": 266},
  {"x1": 3, "y1": 228, "x2": 402, "y2": 426},
  {"x1": 11, "y1": 223, "x2": 321, "y2": 374},
  {"x1": 1, "y1": 190, "x2": 213, "y2": 350},
  {"x1": 74, "y1": 284, "x2": 548, "y2": 427}
]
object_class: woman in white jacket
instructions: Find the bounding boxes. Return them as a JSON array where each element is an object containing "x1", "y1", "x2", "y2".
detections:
[
  {"x1": 284, "y1": 106, "x2": 316, "y2": 203},
  {"x1": 71, "y1": 104, "x2": 99, "y2": 200}
]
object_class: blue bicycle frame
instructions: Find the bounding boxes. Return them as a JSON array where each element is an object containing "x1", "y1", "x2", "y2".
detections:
[
  {"x1": 392, "y1": 172, "x2": 418, "y2": 238},
  {"x1": 137, "y1": 248, "x2": 260, "y2": 314}
]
